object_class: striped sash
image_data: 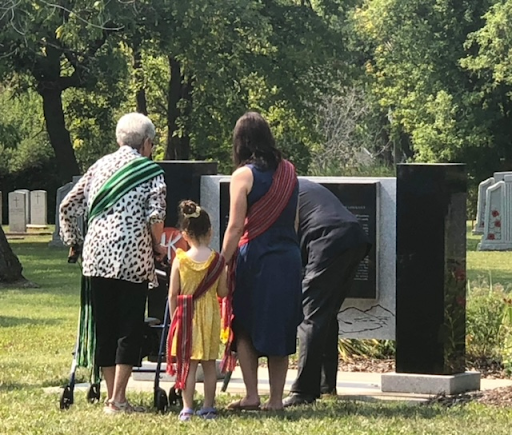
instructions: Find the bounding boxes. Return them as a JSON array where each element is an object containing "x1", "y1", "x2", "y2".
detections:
[
  {"x1": 166, "y1": 252, "x2": 226, "y2": 389},
  {"x1": 88, "y1": 157, "x2": 164, "y2": 225},
  {"x1": 221, "y1": 159, "x2": 297, "y2": 372}
]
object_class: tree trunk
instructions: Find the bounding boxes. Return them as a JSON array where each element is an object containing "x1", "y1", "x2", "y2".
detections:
[
  {"x1": 165, "y1": 56, "x2": 192, "y2": 160},
  {"x1": 177, "y1": 77, "x2": 193, "y2": 159},
  {"x1": 0, "y1": 226, "x2": 29, "y2": 285},
  {"x1": 34, "y1": 44, "x2": 81, "y2": 184},
  {"x1": 133, "y1": 40, "x2": 148, "y2": 115},
  {"x1": 39, "y1": 88, "x2": 81, "y2": 183}
]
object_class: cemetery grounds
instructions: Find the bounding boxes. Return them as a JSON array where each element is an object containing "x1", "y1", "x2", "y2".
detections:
[{"x1": 1, "y1": 225, "x2": 512, "y2": 434}]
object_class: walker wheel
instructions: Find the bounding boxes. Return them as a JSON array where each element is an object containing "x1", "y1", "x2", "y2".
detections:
[
  {"x1": 60, "y1": 385, "x2": 74, "y2": 410},
  {"x1": 87, "y1": 383, "x2": 101, "y2": 404},
  {"x1": 154, "y1": 388, "x2": 168, "y2": 413},
  {"x1": 169, "y1": 387, "x2": 183, "y2": 407}
]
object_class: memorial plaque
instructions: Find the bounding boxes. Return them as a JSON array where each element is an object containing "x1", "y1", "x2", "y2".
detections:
[
  {"x1": 219, "y1": 180, "x2": 378, "y2": 299},
  {"x1": 322, "y1": 183, "x2": 378, "y2": 299}
]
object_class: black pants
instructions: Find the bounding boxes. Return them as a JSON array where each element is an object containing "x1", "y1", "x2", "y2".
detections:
[
  {"x1": 291, "y1": 243, "x2": 368, "y2": 397},
  {"x1": 90, "y1": 277, "x2": 147, "y2": 367}
]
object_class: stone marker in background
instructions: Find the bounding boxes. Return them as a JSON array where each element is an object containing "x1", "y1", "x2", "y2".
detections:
[
  {"x1": 14, "y1": 189, "x2": 30, "y2": 224},
  {"x1": 49, "y1": 177, "x2": 81, "y2": 247},
  {"x1": 473, "y1": 171, "x2": 512, "y2": 235},
  {"x1": 473, "y1": 177, "x2": 495, "y2": 235},
  {"x1": 478, "y1": 174, "x2": 512, "y2": 251},
  {"x1": 8, "y1": 191, "x2": 27, "y2": 233},
  {"x1": 30, "y1": 190, "x2": 48, "y2": 225}
]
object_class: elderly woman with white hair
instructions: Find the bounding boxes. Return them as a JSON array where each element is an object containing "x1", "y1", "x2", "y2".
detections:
[{"x1": 60, "y1": 112, "x2": 167, "y2": 414}]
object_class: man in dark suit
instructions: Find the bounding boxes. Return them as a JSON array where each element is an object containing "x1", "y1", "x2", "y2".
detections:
[{"x1": 283, "y1": 178, "x2": 371, "y2": 407}]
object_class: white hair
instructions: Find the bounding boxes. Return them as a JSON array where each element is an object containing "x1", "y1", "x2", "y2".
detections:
[{"x1": 115, "y1": 112, "x2": 156, "y2": 150}]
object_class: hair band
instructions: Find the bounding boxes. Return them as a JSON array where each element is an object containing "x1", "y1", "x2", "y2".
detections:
[{"x1": 184, "y1": 206, "x2": 201, "y2": 219}]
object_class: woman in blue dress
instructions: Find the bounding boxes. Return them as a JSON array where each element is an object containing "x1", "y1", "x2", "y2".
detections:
[{"x1": 221, "y1": 112, "x2": 302, "y2": 411}]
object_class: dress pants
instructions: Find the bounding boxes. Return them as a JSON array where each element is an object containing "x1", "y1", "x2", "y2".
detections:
[{"x1": 291, "y1": 243, "x2": 369, "y2": 397}]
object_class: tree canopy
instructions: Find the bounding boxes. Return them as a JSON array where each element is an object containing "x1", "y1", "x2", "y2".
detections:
[{"x1": 2, "y1": 0, "x2": 512, "y2": 218}]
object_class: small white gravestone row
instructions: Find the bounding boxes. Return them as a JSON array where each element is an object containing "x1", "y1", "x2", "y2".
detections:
[
  {"x1": 474, "y1": 171, "x2": 512, "y2": 235},
  {"x1": 478, "y1": 174, "x2": 512, "y2": 251},
  {"x1": 30, "y1": 190, "x2": 48, "y2": 226},
  {"x1": 8, "y1": 191, "x2": 27, "y2": 233}
]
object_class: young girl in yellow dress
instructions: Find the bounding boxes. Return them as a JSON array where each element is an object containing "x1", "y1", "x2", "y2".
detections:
[{"x1": 167, "y1": 200, "x2": 228, "y2": 421}]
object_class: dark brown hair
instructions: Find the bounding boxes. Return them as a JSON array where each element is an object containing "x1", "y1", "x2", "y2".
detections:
[
  {"x1": 232, "y1": 111, "x2": 282, "y2": 169},
  {"x1": 177, "y1": 200, "x2": 211, "y2": 240}
]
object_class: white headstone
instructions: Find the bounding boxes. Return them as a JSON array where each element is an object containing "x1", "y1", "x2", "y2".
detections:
[
  {"x1": 478, "y1": 175, "x2": 512, "y2": 250},
  {"x1": 49, "y1": 179, "x2": 82, "y2": 247},
  {"x1": 473, "y1": 177, "x2": 495, "y2": 235},
  {"x1": 493, "y1": 171, "x2": 512, "y2": 182},
  {"x1": 14, "y1": 189, "x2": 30, "y2": 224},
  {"x1": 8, "y1": 191, "x2": 27, "y2": 233},
  {"x1": 30, "y1": 190, "x2": 48, "y2": 225}
]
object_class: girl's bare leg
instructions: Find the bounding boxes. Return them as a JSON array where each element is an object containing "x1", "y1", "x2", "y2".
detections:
[
  {"x1": 182, "y1": 360, "x2": 199, "y2": 411},
  {"x1": 201, "y1": 360, "x2": 217, "y2": 409}
]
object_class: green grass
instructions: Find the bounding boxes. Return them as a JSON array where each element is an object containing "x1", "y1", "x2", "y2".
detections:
[
  {"x1": 2, "y1": 229, "x2": 512, "y2": 434},
  {"x1": 467, "y1": 222, "x2": 512, "y2": 291}
]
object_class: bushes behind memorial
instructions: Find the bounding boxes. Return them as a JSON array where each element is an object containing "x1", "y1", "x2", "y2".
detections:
[{"x1": 464, "y1": 280, "x2": 512, "y2": 374}]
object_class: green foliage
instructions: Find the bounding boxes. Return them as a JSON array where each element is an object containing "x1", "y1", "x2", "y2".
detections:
[
  {"x1": 338, "y1": 339, "x2": 395, "y2": 361},
  {"x1": 352, "y1": 0, "x2": 511, "y2": 194},
  {"x1": 466, "y1": 280, "x2": 506, "y2": 360}
]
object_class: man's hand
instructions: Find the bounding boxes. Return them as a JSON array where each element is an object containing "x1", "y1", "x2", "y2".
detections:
[{"x1": 153, "y1": 243, "x2": 167, "y2": 263}]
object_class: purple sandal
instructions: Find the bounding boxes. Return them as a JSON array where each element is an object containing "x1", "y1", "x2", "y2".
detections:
[
  {"x1": 196, "y1": 407, "x2": 218, "y2": 420},
  {"x1": 179, "y1": 408, "x2": 194, "y2": 422}
]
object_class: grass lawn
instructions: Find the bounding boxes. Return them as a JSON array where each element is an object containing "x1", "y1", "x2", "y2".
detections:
[
  {"x1": 467, "y1": 223, "x2": 512, "y2": 291},
  {"x1": 1, "y1": 227, "x2": 512, "y2": 434}
]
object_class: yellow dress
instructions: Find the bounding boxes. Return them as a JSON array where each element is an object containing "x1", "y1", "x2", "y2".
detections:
[{"x1": 171, "y1": 248, "x2": 222, "y2": 361}]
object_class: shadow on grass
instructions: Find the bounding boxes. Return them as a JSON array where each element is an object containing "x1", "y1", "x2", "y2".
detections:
[
  {"x1": 0, "y1": 382, "x2": 36, "y2": 392},
  {"x1": 0, "y1": 316, "x2": 63, "y2": 327},
  {"x1": 173, "y1": 399, "x2": 450, "y2": 422}
]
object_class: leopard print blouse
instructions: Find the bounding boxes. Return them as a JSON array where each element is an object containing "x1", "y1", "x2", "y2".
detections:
[{"x1": 59, "y1": 146, "x2": 166, "y2": 284}]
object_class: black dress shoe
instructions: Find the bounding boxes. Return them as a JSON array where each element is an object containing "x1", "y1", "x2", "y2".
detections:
[{"x1": 282, "y1": 393, "x2": 316, "y2": 408}]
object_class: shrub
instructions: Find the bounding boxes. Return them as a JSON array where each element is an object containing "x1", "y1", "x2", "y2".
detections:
[{"x1": 466, "y1": 279, "x2": 508, "y2": 361}]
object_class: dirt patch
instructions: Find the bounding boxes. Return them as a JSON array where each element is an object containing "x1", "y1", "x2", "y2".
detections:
[{"x1": 425, "y1": 386, "x2": 512, "y2": 408}]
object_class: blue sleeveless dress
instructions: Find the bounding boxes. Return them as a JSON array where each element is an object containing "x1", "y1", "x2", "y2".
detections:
[{"x1": 232, "y1": 163, "x2": 303, "y2": 356}]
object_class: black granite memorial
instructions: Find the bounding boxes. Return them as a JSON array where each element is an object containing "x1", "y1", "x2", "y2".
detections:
[
  {"x1": 147, "y1": 161, "x2": 218, "y2": 353},
  {"x1": 396, "y1": 164, "x2": 467, "y2": 375},
  {"x1": 219, "y1": 179, "x2": 378, "y2": 299},
  {"x1": 157, "y1": 161, "x2": 218, "y2": 227}
]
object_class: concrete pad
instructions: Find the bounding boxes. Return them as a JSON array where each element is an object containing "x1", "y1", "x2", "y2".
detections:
[{"x1": 381, "y1": 371, "x2": 481, "y2": 395}]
